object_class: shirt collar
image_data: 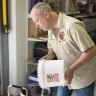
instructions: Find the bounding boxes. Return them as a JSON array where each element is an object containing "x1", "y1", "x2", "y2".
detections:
[
  {"x1": 57, "y1": 12, "x2": 66, "y2": 29},
  {"x1": 48, "y1": 12, "x2": 66, "y2": 37}
]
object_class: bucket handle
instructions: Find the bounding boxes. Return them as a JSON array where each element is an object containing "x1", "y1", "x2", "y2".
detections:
[{"x1": 8, "y1": 85, "x2": 28, "y2": 96}]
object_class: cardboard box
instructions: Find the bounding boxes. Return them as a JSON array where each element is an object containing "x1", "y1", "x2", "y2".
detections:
[{"x1": 28, "y1": 18, "x2": 48, "y2": 38}]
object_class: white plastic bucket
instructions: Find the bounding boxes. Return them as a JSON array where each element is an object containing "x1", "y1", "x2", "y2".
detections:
[{"x1": 38, "y1": 60, "x2": 65, "y2": 88}]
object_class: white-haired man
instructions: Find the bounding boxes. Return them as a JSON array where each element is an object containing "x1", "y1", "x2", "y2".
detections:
[{"x1": 30, "y1": 2, "x2": 96, "y2": 96}]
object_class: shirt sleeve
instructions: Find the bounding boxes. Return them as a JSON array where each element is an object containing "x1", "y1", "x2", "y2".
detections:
[{"x1": 69, "y1": 23, "x2": 95, "y2": 52}]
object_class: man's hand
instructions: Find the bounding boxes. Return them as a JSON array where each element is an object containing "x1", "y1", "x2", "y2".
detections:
[
  {"x1": 64, "y1": 68, "x2": 74, "y2": 86},
  {"x1": 40, "y1": 48, "x2": 56, "y2": 60},
  {"x1": 40, "y1": 54, "x2": 54, "y2": 60}
]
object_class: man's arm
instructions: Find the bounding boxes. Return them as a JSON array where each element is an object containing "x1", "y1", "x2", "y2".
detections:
[
  {"x1": 65, "y1": 46, "x2": 96, "y2": 85},
  {"x1": 40, "y1": 48, "x2": 56, "y2": 60}
]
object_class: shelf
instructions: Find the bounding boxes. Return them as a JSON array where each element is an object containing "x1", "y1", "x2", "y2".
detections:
[
  {"x1": 67, "y1": 11, "x2": 80, "y2": 15},
  {"x1": 28, "y1": 37, "x2": 48, "y2": 42},
  {"x1": 25, "y1": 83, "x2": 39, "y2": 87},
  {"x1": 74, "y1": 12, "x2": 96, "y2": 19},
  {"x1": 26, "y1": 58, "x2": 38, "y2": 66}
]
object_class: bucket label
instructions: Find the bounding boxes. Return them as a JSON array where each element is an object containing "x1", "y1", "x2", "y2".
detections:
[{"x1": 46, "y1": 73, "x2": 59, "y2": 82}]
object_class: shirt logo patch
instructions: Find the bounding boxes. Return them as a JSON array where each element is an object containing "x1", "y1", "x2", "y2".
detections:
[{"x1": 59, "y1": 32, "x2": 64, "y2": 40}]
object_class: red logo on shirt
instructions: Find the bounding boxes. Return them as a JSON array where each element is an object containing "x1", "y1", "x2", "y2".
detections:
[{"x1": 59, "y1": 32, "x2": 64, "y2": 40}]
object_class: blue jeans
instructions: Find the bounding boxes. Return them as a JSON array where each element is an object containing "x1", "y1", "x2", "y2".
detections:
[{"x1": 57, "y1": 82, "x2": 95, "y2": 96}]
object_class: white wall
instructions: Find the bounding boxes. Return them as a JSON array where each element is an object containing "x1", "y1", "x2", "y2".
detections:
[{"x1": 9, "y1": 0, "x2": 27, "y2": 91}]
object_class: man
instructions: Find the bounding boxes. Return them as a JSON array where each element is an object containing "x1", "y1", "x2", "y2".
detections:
[{"x1": 30, "y1": 2, "x2": 96, "y2": 96}]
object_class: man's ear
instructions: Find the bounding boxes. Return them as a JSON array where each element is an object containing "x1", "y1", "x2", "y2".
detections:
[{"x1": 44, "y1": 12, "x2": 49, "y2": 19}]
